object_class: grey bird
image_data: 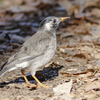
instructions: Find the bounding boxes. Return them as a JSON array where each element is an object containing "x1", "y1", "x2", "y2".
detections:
[{"x1": 0, "y1": 16, "x2": 69, "y2": 88}]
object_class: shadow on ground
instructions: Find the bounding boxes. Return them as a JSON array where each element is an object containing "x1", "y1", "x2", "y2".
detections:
[{"x1": 0, "y1": 65, "x2": 63, "y2": 88}]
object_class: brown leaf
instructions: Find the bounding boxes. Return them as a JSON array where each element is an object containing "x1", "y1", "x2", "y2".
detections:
[
  {"x1": 73, "y1": 16, "x2": 85, "y2": 25},
  {"x1": 72, "y1": 53, "x2": 86, "y2": 59},
  {"x1": 60, "y1": 69, "x2": 94, "y2": 77},
  {"x1": 58, "y1": 0, "x2": 76, "y2": 15},
  {"x1": 91, "y1": 8, "x2": 100, "y2": 17},
  {"x1": 86, "y1": 80, "x2": 100, "y2": 91},
  {"x1": 36, "y1": 3, "x2": 51, "y2": 9},
  {"x1": 60, "y1": 32, "x2": 74, "y2": 39},
  {"x1": 94, "y1": 53, "x2": 100, "y2": 59}
]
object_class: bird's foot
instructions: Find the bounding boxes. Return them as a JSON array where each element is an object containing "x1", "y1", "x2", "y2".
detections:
[
  {"x1": 32, "y1": 75, "x2": 53, "y2": 88},
  {"x1": 38, "y1": 83, "x2": 53, "y2": 88},
  {"x1": 23, "y1": 83, "x2": 37, "y2": 89}
]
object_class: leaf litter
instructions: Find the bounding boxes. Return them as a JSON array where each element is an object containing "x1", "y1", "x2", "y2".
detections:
[{"x1": 0, "y1": 0, "x2": 100, "y2": 100}]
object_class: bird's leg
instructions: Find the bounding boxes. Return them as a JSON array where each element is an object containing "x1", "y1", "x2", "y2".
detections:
[
  {"x1": 21, "y1": 70, "x2": 52, "y2": 88},
  {"x1": 32, "y1": 75, "x2": 52, "y2": 88},
  {"x1": 21, "y1": 70, "x2": 36, "y2": 87}
]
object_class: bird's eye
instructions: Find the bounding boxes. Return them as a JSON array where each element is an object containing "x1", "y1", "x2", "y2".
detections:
[{"x1": 53, "y1": 19, "x2": 56, "y2": 23}]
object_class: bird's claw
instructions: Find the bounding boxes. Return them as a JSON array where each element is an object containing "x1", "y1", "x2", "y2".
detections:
[
  {"x1": 38, "y1": 83, "x2": 53, "y2": 88},
  {"x1": 23, "y1": 83, "x2": 37, "y2": 89}
]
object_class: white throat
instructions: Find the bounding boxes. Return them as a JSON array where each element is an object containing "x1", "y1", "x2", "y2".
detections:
[{"x1": 44, "y1": 23, "x2": 52, "y2": 31}]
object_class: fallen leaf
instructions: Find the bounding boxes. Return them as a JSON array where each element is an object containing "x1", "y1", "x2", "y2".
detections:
[
  {"x1": 60, "y1": 69, "x2": 94, "y2": 77},
  {"x1": 72, "y1": 53, "x2": 86, "y2": 59},
  {"x1": 86, "y1": 80, "x2": 100, "y2": 91},
  {"x1": 49, "y1": 80, "x2": 73, "y2": 100},
  {"x1": 73, "y1": 16, "x2": 85, "y2": 25},
  {"x1": 58, "y1": 0, "x2": 76, "y2": 15},
  {"x1": 90, "y1": 30, "x2": 100, "y2": 39},
  {"x1": 53, "y1": 80, "x2": 72, "y2": 95},
  {"x1": 78, "y1": 46, "x2": 93, "y2": 53},
  {"x1": 83, "y1": 35, "x2": 92, "y2": 42},
  {"x1": 91, "y1": 8, "x2": 100, "y2": 17},
  {"x1": 60, "y1": 32, "x2": 74, "y2": 39},
  {"x1": 94, "y1": 53, "x2": 100, "y2": 59}
]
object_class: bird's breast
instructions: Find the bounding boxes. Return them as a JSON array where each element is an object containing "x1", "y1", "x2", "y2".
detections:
[
  {"x1": 29, "y1": 37, "x2": 57, "y2": 70},
  {"x1": 42, "y1": 38, "x2": 56, "y2": 65}
]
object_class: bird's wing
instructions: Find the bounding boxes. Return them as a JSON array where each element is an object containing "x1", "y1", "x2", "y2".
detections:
[
  {"x1": 0, "y1": 31, "x2": 51, "y2": 76},
  {"x1": 7, "y1": 31, "x2": 51, "y2": 65}
]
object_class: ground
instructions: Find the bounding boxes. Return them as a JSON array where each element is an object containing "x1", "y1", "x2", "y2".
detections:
[{"x1": 0, "y1": 0, "x2": 100, "y2": 100}]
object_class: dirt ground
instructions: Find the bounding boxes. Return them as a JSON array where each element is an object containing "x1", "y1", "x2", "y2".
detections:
[{"x1": 0, "y1": 0, "x2": 100, "y2": 100}]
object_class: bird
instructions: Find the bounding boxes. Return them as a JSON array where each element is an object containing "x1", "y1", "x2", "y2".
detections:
[{"x1": 0, "y1": 16, "x2": 69, "y2": 88}]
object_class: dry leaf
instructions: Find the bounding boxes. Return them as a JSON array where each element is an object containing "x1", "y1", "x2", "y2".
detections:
[
  {"x1": 94, "y1": 53, "x2": 100, "y2": 59},
  {"x1": 90, "y1": 30, "x2": 100, "y2": 39},
  {"x1": 53, "y1": 79, "x2": 72, "y2": 95},
  {"x1": 86, "y1": 80, "x2": 100, "y2": 91},
  {"x1": 72, "y1": 53, "x2": 86, "y2": 59},
  {"x1": 73, "y1": 16, "x2": 85, "y2": 25},
  {"x1": 58, "y1": 0, "x2": 75, "y2": 15},
  {"x1": 49, "y1": 80, "x2": 73, "y2": 100},
  {"x1": 78, "y1": 46, "x2": 93, "y2": 53},
  {"x1": 83, "y1": 35, "x2": 92, "y2": 42},
  {"x1": 60, "y1": 32, "x2": 74, "y2": 39},
  {"x1": 60, "y1": 69, "x2": 94, "y2": 77}
]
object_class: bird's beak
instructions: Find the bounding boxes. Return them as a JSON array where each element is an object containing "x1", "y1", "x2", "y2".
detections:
[{"x1": 61, "y1": 17, "x2": 70, "y2": 21}]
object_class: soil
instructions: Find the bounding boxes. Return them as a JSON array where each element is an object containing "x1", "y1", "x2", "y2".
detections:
[{"x1": 0, "y1": 0, "x2": 100, "y2": 100}]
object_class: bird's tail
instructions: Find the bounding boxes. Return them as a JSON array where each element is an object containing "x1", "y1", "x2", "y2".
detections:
[{"x1": 0, "y1": 61, "x2": 8, "y2": 76}]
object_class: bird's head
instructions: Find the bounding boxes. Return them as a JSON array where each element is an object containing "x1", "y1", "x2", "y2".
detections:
[{"x1": 39, "y1": 16, "x2": 70, "y2": 31}]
